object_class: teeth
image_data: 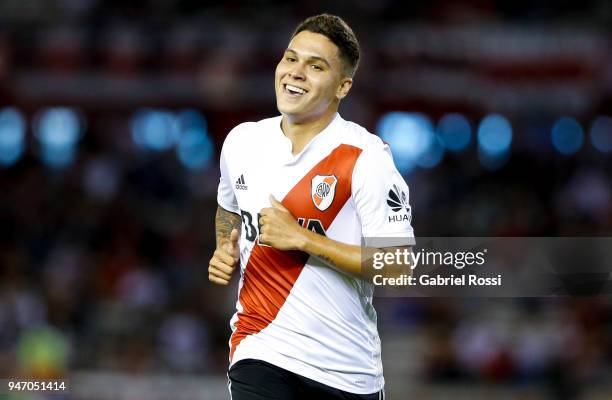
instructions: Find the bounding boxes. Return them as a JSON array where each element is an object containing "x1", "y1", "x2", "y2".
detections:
[{"x1": 285, "y1": 84, "x2": 306, "y2": 94}]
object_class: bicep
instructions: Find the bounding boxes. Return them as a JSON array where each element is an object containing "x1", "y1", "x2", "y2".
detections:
[
  {"x1": 217, "y1": 142, "x2": 240, "y2": 214},
  {"x1": 352, "y1": 148, "x2": 415, "y2": 246}
]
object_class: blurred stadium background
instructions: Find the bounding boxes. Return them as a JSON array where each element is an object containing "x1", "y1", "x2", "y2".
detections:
[{"x1": 0, "y1": 0, "x2": 611, "y2": 399}]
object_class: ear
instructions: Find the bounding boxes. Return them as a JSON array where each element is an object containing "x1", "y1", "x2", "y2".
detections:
[{"x1": 336, "y1": 77, "x2": 353, "y2": 100}]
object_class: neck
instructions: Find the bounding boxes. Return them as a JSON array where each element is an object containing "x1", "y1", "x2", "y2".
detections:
[{"x1": 281, "y1": 108, "x2": 338, "y2": 155}]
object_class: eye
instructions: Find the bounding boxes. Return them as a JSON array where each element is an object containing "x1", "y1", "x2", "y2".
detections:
[
  {"x1": 285, "y1": 56, "x2": 296, "y2": 62},
  {"x1": 311, "y1": 64, "x2": 323, "y2": 71}
]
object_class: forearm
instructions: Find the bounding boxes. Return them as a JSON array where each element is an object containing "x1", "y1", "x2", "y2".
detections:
[
  {"x1": 298, "y1": 229, "x2": 413, "y2": 279},
  {"x1": 258, "y1": 196, "x2": 412, "y2": 278},
  {"x1": 215, "y1": 206, "x2": 242, "y2": 247},
  {"x1": 298, "y1": 229, "x2": 363, "y2": 277}
]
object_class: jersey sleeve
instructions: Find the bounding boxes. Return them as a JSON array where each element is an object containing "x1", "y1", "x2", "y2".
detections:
[
  {"x1": 217, "y1": 134, "x2": 240, "y2": 214},
  {"x1": 352, "y1": 145, "x2": 415, "y2": 247}
]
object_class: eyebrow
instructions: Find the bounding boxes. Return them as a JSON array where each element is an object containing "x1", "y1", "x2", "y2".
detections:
[{"x1": 284, "y1": 49, "x2": 331, "y2": 68}]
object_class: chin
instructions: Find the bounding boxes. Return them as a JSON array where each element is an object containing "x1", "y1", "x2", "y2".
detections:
[{"x1": 277, "y1": 103, "x2": 303, "y2": 118}]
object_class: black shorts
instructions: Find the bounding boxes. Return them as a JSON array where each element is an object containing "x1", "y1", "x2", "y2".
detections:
[{"x1": 228, "y1": 359, "x2": 385, "y2": 400}]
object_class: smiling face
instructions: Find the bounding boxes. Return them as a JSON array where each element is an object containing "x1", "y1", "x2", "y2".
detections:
[{"x1": 275, "y1": 31, "x2": 352, "y2": 124}]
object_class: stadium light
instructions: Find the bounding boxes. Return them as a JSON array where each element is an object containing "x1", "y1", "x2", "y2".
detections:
[
  {"x1": 477, "y1": 114, "x2": 512, "y2": 156},
  {"x1": 416, "y1": 135, "x2": 445, "y2": 168},
  {"x1": 34, "y1": 107, "x2": 83, "y2": 168},
  {"x1": 377, "y1": 112, "x2": 436, "y2": 172},
  {"x1": 590, "y1": 116, "x2": 612, "y2": 153},
  {"x1": 477, "y1": 113, "x2": 512, "y2": 170},
  {"x1": 551, "y1": 117, "x2": 583, "y2": 155},
  {"x1": 437, "y1": 113, "x2": 472, "y2": 152},
  {"x1": 0, "y1": 107, "x2": 26, "y2": 167},
  {"x1": 176, "y1": 110, "x2": 213, "y2": 170},
  {"x1": 131, "y1": 109, "x2": 180, "y2": 151}
]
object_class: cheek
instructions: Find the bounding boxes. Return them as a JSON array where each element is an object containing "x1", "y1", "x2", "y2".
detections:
[
  {"x1": 275, "y1": 62, "x2": 288, "y2": 80},
  {"x1": 314, "y1": 77, "x2": 338, "y2": 98}
]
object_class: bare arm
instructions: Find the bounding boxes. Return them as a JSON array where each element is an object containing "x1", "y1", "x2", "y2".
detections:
[
  {"x1": 209, "y1": 206, "x2": 242, "y2": 285},
  {"x1": 215, "y1": 206, "x2": 242, "y2": 247},
  {"x1": 300, "y1": 229, "x2": 412, "y2": 279},
  {"x1": 259, "y1": 196, "x2": 412, "y2": 279},
  {"x1": 301, "y1": 229, "x2": 362, "y2": 275}
]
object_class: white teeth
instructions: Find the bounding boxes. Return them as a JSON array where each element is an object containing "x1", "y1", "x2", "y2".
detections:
[{"x1": 285, "y1": 84, "x2": 306, "y2": 94}]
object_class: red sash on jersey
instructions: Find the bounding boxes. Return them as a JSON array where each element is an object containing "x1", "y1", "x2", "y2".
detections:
[{"x1": 230, "y1": 144, "x2": 362, "y2": 361}]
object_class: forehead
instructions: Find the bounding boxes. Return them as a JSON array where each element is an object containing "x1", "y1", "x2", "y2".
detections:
[{"x1": 286, "y1": 31, "x2": 340, "y2": 63}]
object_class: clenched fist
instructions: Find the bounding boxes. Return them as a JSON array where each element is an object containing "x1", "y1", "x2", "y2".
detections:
[
  {"x1": 209, "y1": 228, "x2": 240, "y2": 285},
  {"x1": 259, "y1": 195, "x2": 305, "y2": 251}
]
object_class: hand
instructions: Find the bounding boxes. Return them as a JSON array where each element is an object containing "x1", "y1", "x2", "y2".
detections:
[
  {"x1": 208, "y1": 228, "x2": 240, "y2": 285},
  {"x1": 259, "y1": 195, "x2": 305, "y2": 251}
]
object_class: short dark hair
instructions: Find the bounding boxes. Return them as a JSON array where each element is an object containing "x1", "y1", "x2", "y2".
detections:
[{"x1": 292, "y1": 14, "x2": 360, "y2": 77}]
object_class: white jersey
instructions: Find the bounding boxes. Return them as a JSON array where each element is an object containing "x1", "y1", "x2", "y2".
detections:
[{"x1": 217, "y1": 113, "x2": 414, "y2": 394}]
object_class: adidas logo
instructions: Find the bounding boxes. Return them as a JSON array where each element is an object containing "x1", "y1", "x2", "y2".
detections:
[{"x1": 235, "y1": 174, "x2": 248, "y2": 190}]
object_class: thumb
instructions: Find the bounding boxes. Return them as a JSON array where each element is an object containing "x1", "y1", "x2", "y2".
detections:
[
  {"x1": 229, "y1": 228, "x2": 239, "y2": 244},
  {"x1": 227, "y1": 228, "x2": 240, "y2": 257},
  {"x1": 269, "y1": 195, "x2": 288, "y2": 212}
]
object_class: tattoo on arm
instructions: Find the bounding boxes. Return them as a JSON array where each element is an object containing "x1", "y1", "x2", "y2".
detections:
[{"x1": 216, "y1": 206, "x2": 241, "y2": 247}]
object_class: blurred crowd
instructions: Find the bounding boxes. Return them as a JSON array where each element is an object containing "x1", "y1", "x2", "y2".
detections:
[
  {"x1": 0, "y1": 0, "x2": 611, "y2": 398},
  {"x1": 377, "y1": 297, "x2": 611, "y2": 398}
]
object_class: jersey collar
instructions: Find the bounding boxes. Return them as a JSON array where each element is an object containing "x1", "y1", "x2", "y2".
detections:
[{"x1": 276, "y1": 113, "x2": 342, "y2": 165}]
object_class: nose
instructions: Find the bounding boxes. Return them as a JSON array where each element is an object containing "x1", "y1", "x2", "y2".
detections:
[{"x1": 288, "y1": 62, "x2": 306, "y2": 81}]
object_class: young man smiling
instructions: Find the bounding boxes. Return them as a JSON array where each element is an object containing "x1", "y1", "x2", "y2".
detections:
[{"x1": 209, "y1": 14, "x2": 414, "y2": 399}]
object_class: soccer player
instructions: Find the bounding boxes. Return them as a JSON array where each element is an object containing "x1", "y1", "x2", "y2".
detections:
[{"x1": 208, "y1": 14, "x2": 414, "y2": 400}]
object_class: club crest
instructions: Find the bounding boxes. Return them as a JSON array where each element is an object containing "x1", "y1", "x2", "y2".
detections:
[{"x1": 311, "y1": 174, "x2": 337, "y2": 211}]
